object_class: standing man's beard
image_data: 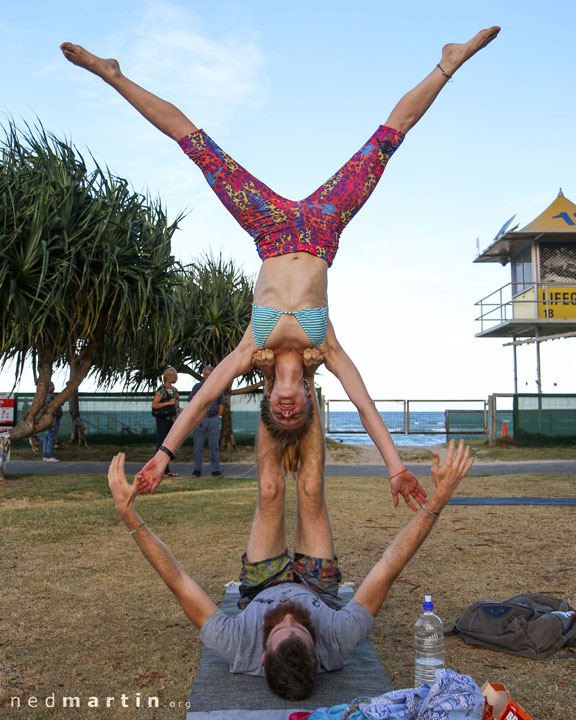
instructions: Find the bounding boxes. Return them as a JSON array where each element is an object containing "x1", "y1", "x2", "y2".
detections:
[{"x1": 262, "y1": 600, "x2": 317, "y2": 647}]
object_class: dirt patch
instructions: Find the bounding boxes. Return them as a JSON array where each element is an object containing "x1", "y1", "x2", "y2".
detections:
[{"x1": 1, "y1": 475, "x2": 574, "y2": 719}]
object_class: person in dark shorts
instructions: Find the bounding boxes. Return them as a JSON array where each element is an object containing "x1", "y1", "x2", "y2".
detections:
[{"x1": 107, "y1": 351, "x2": 474, "y2": 701}]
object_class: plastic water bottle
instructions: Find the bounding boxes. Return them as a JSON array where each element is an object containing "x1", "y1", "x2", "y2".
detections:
[{"x1": 414, "y1": 595, "x2": 444, "y2": 687}]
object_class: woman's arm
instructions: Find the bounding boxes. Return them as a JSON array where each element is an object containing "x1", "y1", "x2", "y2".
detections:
[
  {"x1": 151, "y1": 390, "x2": 175, "y2": 411},
  {"x1": 138, "y1": 329, "x2": 257, "y2": 493},
  {"x1": 321, "y1": 321, "x2": 426, "y2": 510}
]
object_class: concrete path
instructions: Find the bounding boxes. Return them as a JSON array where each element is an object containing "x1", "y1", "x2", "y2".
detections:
[{"x1": 4, "y1": 459, "x2": 576, "y2": 477}]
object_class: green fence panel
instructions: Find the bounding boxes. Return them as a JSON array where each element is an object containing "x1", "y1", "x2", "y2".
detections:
[
  {"x1": 13, "y1": 391, "x2": 263, "y2": 445},
  {"x1": 513, "y1": 394, "x2": 576, "y2": 446}
]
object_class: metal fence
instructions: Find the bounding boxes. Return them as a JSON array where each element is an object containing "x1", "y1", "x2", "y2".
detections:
[
  {"x1": 326, "y1": 399, "x2": 488, "y2": 436},
  {"x1": 475, "y1": 281, "x2": 576, "y2": 334},
  {"x1": 513, "y1": 393, "x2": 576, "y2": 446},
  {"x1": 10, "y1": 391, "x2": 572, "y2": 446},
  {"x1": 9, "y1": 391, "x2": 263, "y2": 445}
]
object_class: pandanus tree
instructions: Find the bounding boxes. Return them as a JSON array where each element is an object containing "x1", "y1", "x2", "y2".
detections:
[
  {"x1": 0, "y1": 122, "x2": 182, "y2": 459},
  {"x1": 127, "y1": 254, "x2": 262, "y2": 450}
]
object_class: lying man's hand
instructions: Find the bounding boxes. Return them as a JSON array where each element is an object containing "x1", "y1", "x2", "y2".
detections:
[
  {"x1": 430, "y1": 439, "x2": 474, "y2": 506},
  {"x1": 108, "y1": 453, "x2": 141, "y2": 517}
]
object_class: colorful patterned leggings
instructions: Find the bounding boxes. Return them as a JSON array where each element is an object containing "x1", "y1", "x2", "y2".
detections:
[{"x1": 178, "y1": 125, "x2": 404, "y2": 266}]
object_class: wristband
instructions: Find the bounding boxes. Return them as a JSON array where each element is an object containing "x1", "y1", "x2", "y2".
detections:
[
  {"x1": 158, "y1": 445, "x2": 175, "y2": 461},
  {"x1": 129, "y1": 521, "x2": 147, "y2": 536},
  {"x1": 422, "y1": 503, "x2": 440, "y2": 518},
  {"x1": 390, "y1": 468, "x2": 407, "y2": 480}
]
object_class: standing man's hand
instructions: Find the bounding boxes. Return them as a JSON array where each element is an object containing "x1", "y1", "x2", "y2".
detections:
[
  {"x1": 252, "y1": 350, "x2": 275, "y2": 388},
  {"x1": 303, "y1": 348, "x2": 325, "y2": 380}
]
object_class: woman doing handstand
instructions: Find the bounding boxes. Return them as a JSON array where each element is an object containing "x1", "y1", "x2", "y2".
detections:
[{"x1": 61, "y1": 26, "x2": 499, "y2": 506}]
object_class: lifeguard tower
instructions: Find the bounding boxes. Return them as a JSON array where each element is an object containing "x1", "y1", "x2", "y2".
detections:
[
  {"x1": 475, "y1": 190, "x2": 576, "y2": 390},
  {"x1": 474, "y1": 190, "x2": 576, "y2": 444}
]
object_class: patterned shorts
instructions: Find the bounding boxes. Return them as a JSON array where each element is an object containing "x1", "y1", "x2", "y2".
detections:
[
  {"x1": 238, "y1": 551, "x2": 343, "y2": 610},
  {"x1": 178, "y1": 126, "x2": 404, "y2": 267}
]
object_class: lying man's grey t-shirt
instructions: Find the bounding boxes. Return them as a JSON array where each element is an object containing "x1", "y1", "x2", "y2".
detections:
[{"x1": 199, "y1": 583, "x2": 375, "y2": 676}]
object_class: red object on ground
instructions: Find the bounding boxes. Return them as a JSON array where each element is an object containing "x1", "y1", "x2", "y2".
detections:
[{"x1": 501, "y1": 421, "x2": 508, "y2": 436}]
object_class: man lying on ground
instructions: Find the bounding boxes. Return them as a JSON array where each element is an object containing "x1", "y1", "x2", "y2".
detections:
[{"x1": 108, "y1": 374, "x2": 473, "y2": 701}]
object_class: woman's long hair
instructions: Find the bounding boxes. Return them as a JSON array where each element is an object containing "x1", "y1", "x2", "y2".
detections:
[{"x1": 260, "y1": 393, "x2": 314, "y2": 476}]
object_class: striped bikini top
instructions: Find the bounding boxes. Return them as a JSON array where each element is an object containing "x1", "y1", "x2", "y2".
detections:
[{"x1": 252, "y1": 305, "x2": 328, "y2": 349}]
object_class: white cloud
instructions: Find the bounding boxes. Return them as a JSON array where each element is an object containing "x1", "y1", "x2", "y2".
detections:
[{"x1": 119, "y1": 1, "x2": 268, "y2": 127}]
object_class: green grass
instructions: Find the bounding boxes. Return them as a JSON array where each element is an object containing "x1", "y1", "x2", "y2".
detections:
[
  {"x1": 0, "y1": 472, "x2": 255, "y2": 502},
  {"x1": 2, "y1": 472, "x2": 575, "y2": 719},
  {"x1": 0, "y1": 474, "x2": 258, "y2": 545}
]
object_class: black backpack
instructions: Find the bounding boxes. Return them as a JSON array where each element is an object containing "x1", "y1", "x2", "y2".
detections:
[{"x1": 449, "y1": 593, "x2": 576, "y2": 659}]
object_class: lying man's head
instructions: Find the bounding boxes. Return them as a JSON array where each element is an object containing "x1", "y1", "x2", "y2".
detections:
[{"x1": 261, "y1": 600, "x2": 319, "y2": 700}]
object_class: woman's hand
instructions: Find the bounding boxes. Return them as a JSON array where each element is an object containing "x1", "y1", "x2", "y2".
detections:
[
  {"x1": 135, "y1": 453, "x2": 169, "y2": 494},
  {"x1": 252, "y1": 349, "x2": 275, "y2": 386},
  {"x1": 390, "y1": 469, "x2": 427, "y2": 512},
  {"x1": 303, "y1": 348, "x2": 325, "y2": 380},
  {"x1": 108, "y1": 453, "x2": 141, "y2": 517}
]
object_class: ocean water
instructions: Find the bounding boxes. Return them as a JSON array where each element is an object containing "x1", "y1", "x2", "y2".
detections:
[
  {"x1": 327, "y1": 432, "x2": 447, "y2": 447},
  {"x1": 326, "y1": 410, "x2": 450, "y2": 447}
]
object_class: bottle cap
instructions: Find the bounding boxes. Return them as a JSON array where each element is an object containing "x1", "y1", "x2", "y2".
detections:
[{"x1": 423, "y1": 595, "x2": 434, "y2": 611}]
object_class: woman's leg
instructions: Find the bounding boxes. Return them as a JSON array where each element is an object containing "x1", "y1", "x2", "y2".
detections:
[
  {"x1": 60, "y1": 43, "x2": 197, "y2": 140},
  {"x1": 61, "y1": 42, "x2": 294, "y2": 249},
  {"x1": 385, "y1": 26, "x2": 500, "y2": 134},
  {"x1": 304, "y1": 27, "x2": 500, "y2": 240}
]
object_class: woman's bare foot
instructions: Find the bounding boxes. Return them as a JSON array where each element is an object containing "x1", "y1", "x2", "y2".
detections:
[
  {"x1": 60, "y1": 42, "x2": 122, "y2": 83},
  {"x1": 440, "y1": 26, "x2": 500, "y2": 76}
]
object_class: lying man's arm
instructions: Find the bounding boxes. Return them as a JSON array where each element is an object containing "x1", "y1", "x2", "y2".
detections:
[
  {"x1": 354, "y1": 440, "x2": 474, "y2": 617},
  {"x1": 108, "y1": 453, "x2": 218, "y2": 628}
]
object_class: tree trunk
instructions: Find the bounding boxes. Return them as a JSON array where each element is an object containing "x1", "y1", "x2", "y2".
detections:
[
  {"x1": 67, "y1": 355, "x2": 89, "y2": 447},
  {"x1": 217, "y1": 381, "x2": 263, "y2": 452},
  {"x1": 9, "y1": 340, "x2": 97, "y2": 442},
  {"x1": 219, "y1": 389, "x2": 236, "y2": 451},
  {"x1": 0, "y1": 433, "x2": 10, "y2": 481}
]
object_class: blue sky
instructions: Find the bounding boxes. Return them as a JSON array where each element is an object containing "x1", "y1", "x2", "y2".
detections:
[{"x1": 2, "y1": 0, "x2": 576, "y2": 399}]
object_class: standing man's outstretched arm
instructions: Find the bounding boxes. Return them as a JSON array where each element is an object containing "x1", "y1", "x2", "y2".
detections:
[
  {"x1": 108, "y1": 453, "x2": 218, "y2": 628},
  {"x1": 354, "y1": 440, "x2": 474, "y2": 617}
]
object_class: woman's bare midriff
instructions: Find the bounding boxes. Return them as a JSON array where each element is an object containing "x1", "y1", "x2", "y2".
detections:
[{"x1": 253, "y1": 252, "x2": 329, "y2": 310}]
